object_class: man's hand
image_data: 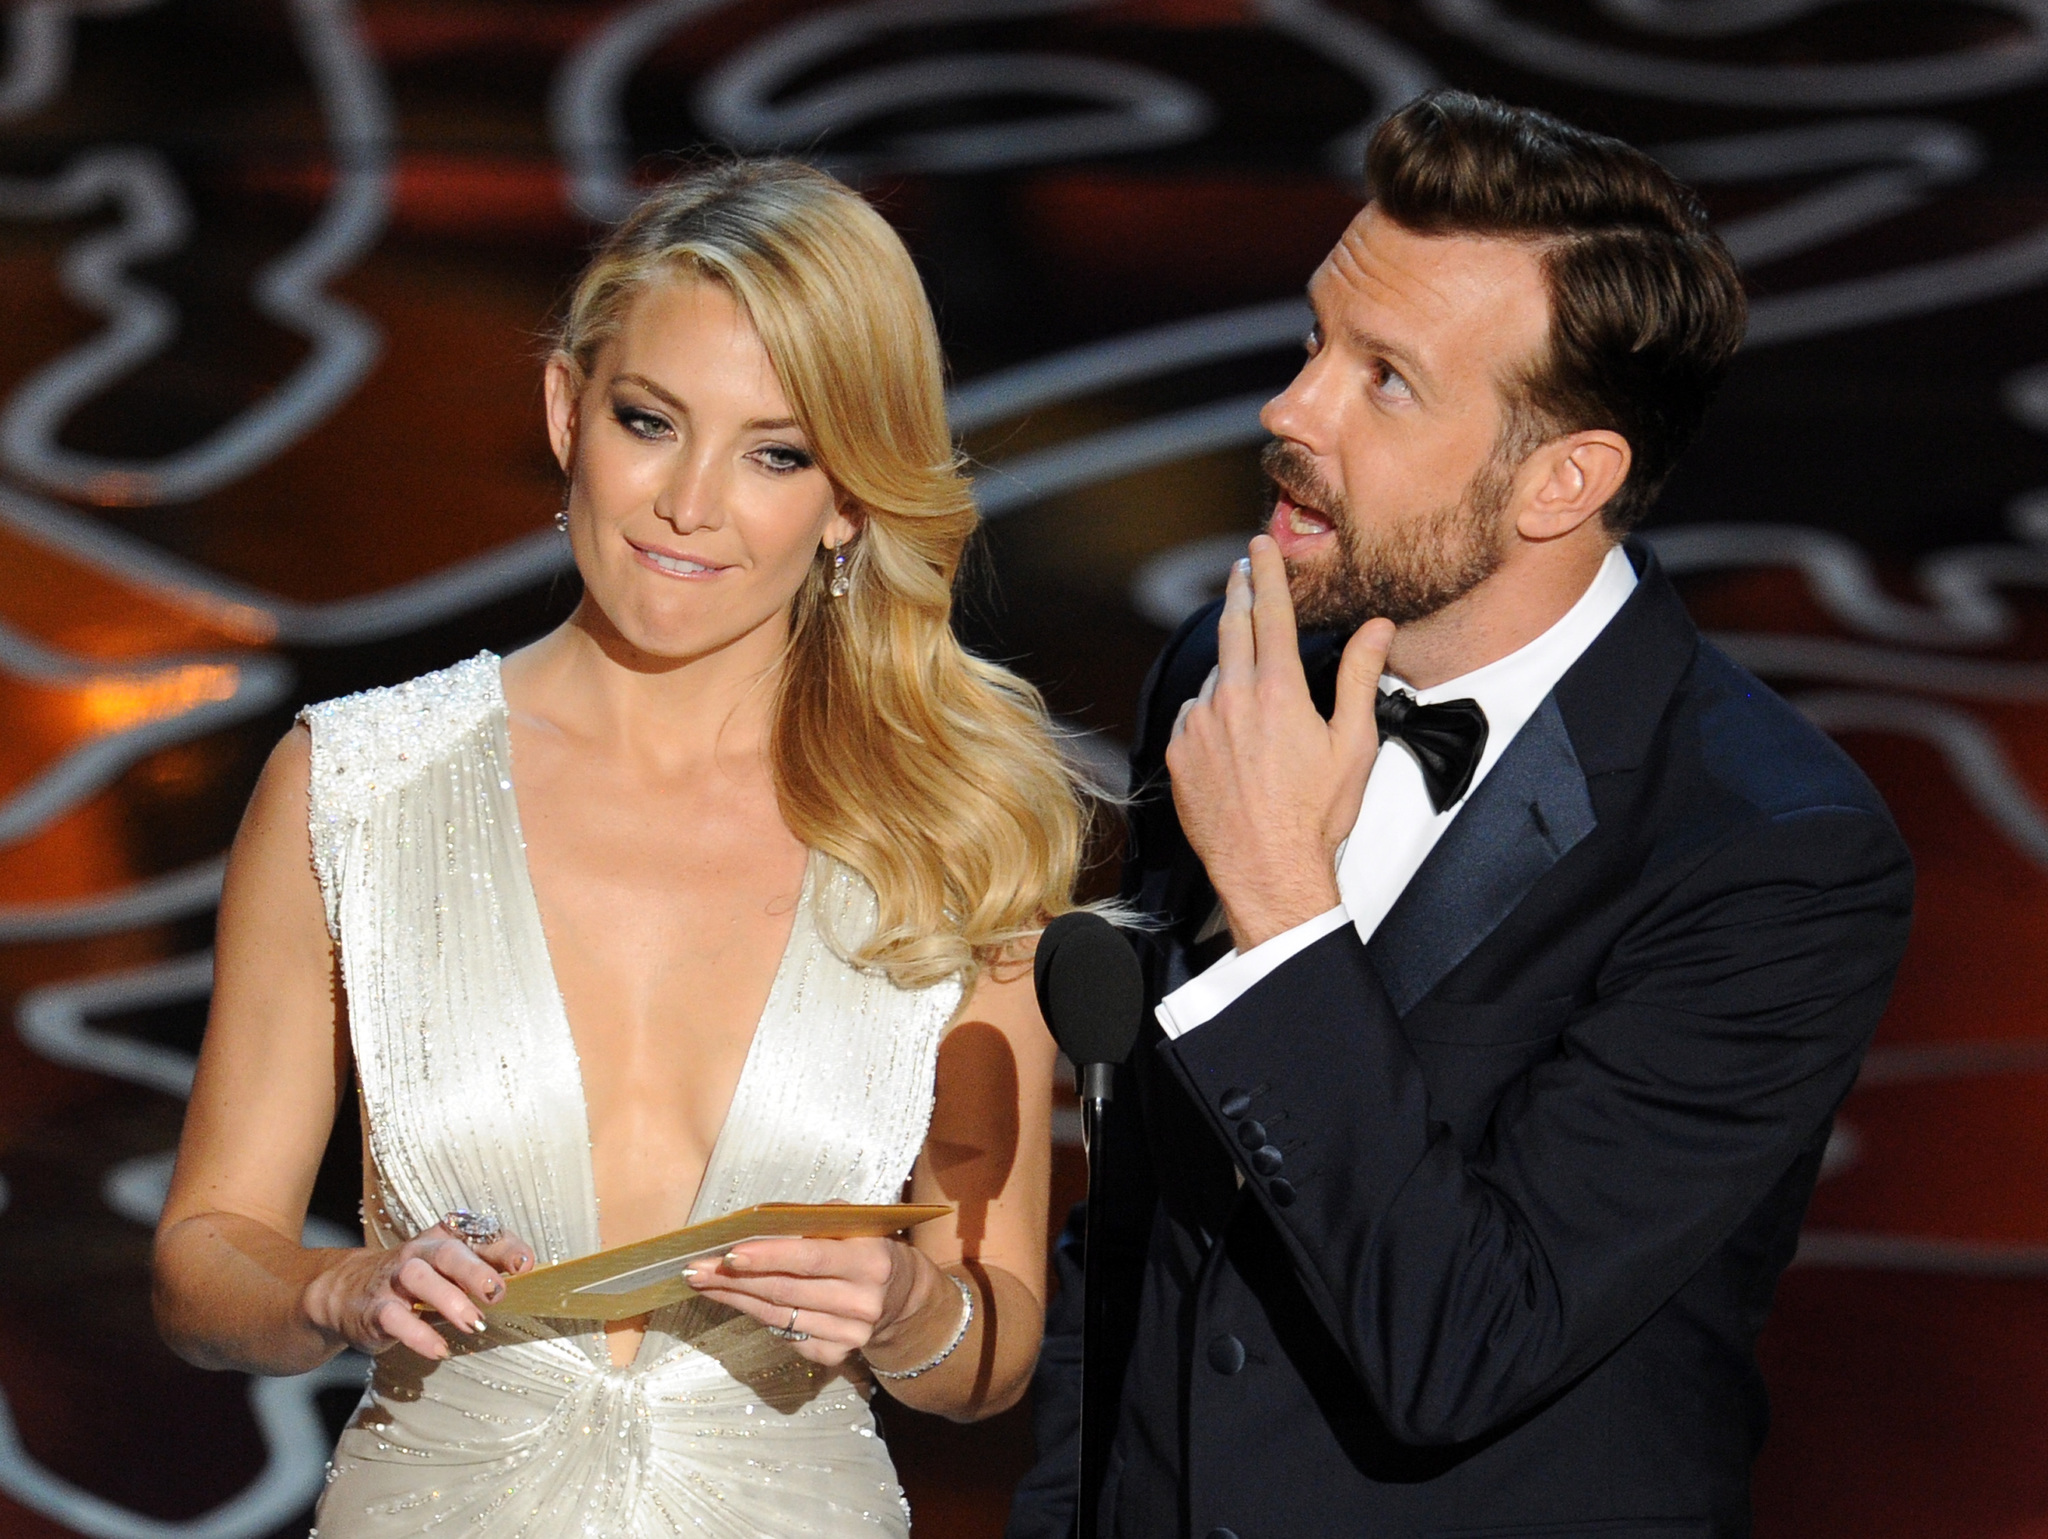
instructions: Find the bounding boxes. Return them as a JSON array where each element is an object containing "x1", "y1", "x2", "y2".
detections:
[{"x1": 1165, "y1": 535, "x2": 1394, "y2": 950}]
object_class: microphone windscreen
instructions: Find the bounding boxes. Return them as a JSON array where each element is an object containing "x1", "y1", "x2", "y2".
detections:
[{"x1": 1034, "y1": 911, "x2": 1145, "y2": 1069}]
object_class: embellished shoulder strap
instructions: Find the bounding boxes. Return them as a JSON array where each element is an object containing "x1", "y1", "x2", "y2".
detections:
[{"x1": 297, "y1": 652, "x2": 503, "y2": 930}]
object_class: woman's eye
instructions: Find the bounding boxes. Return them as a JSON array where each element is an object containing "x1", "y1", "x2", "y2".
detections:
[
  {"x1": 754, "y1": 444, "x2": 816, "y2": 475},
  {"x1": 612, "y1": 405, "x2": 669, "y2": 440}
]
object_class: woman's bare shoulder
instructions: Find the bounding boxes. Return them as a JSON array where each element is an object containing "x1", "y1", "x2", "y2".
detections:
[{"x1": 238, "y1": 724, "x2": 314, "y2": 857}]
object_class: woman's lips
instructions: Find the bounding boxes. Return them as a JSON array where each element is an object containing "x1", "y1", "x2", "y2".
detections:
[
  {"x1": 630, "y1": 539, "x2": 728, "y2": 579},
  {"x1": 1267, "y1": 493, "x2": 1335, "y2": 560}
]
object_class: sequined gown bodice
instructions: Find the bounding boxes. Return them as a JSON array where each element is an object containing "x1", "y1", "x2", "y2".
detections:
[{"x1": 300, "y1": 655, "x2": 963, "y2": 1538}]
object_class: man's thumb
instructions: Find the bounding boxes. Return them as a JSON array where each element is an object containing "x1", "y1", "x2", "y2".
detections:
[{"x1": 1331, "y1": 618, "x2": 1395, "y2": 753}]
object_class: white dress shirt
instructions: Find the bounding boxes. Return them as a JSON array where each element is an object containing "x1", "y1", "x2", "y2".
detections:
[{"x1": 1155, "y1": 542, "x2": 1639, "y2": 1038}]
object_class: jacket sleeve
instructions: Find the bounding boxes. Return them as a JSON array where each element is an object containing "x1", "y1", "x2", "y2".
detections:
[{"x1": 1162, "y1": 802, "x2": 1913, "y2": 1446}]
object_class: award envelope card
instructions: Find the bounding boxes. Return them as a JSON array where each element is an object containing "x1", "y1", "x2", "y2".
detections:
[{"x1": 485, "y1": 1202, "x2": 953, "y2": 1322}]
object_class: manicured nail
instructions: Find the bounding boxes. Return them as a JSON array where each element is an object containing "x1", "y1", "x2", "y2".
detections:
[
  {"x1": 722, "y1": 1251, "x2": 752, "y2": 1270},
  {"x1": 681, "y1": 1266, "x2": 700, "y2": 1281},
  {"x1": 1235, "y1": 557, "x2": 1251, "y2": 575}
]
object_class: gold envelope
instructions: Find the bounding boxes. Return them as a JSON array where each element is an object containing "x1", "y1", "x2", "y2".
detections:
[{"x1": 485, "y1": 1203, "x2": 953, "y2": 1322}]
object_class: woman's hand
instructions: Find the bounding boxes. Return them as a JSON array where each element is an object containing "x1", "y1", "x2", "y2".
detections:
[
  {"x1": 683, "y1": 1236, "x2": 945, "y2": 1370},
  {"x1": 301, "y1": 1223, "x2": 537, "y2": 1361}
]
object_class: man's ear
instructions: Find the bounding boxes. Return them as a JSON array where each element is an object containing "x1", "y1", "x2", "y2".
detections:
[
  {"x1": 1516, "y1": 430, "x2": 1631, "y2": 541},
  {"x1": 543, "y1": 354, "x2": 581, "y2": 475}
]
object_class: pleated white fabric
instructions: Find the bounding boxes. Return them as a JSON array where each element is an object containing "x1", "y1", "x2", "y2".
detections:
[{"x1": 299, "y1": 654, "x2": 963, "y2": 1538}]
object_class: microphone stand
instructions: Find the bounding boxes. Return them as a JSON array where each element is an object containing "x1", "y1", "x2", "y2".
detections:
[{"x1": 1076, "y1": 1060, "x2": 1114, "y2": 1539}]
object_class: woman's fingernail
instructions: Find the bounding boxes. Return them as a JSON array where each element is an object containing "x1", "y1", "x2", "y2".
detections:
[
  {"x1": 722, "y1": 1251, "x2": 750, "y2": 1270},
  {"x1": 680, "y1": 1266, "x2": 699, "y2": 1281},
  {"x1": 1236, "y1": 557, "x2": 1251, "y2": 575}
]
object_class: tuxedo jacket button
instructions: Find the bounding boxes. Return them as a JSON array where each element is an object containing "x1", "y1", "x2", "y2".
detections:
[
  {"x1": 1251, "y1": 1144, "x2": 1283, "y2": 1176},
  {"x1": 1207, "y1": 1333, "x2": 1246, "y2": 1375},
  {"x1": 1206, "y1": 1529, "x2": 1240, "y2": 1539},
  {"x1": 1219, "y1": 1088, "x2": 1252, "y2": 1119},
  {"x1": 1269, "y1": 1178, "x2": 1297, "y2": 1207},
  {"x1": 1236, "y1": 1119, "x2": 1267, "y2": 1149}
]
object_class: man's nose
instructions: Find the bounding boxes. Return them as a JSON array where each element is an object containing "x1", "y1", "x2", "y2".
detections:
[{"x1": 1260, "y1": 358, "x2": 1322, "y2": 449}]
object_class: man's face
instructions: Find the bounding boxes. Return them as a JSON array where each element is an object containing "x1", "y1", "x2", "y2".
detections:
[{"x1": 1260, "y1": 204, "x2": 1553, "y2": 631}]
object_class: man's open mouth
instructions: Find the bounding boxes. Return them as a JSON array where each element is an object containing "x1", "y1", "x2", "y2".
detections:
[{"x1": 1268, "y1": 488, "x2": 1336, "y2": 557}]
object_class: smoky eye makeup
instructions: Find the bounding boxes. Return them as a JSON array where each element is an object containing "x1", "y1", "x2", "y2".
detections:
[
  {"x1": 753, "y1": 443, "x2": 816, "y2": 474},
  {"x1": 610, "y1": 400, "x2": 670, "y2": 440}
]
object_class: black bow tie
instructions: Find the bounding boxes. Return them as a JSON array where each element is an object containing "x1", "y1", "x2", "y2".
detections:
[{"x1": 1375, "y1": 689, "x2": 1489, "y2": 814}]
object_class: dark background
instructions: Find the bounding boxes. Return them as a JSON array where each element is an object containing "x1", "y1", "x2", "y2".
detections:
[{"x1": 3, "y1": 2, "x2": 2047, "y2": 1534}]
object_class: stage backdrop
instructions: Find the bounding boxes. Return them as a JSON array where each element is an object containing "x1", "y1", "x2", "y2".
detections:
[{"x1": 2, "y1": 3, "x2": 2047, "y2": 1536}]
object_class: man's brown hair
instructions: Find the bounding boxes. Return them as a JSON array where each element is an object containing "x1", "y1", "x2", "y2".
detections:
[{"x1": 1368, "y1": 91, "x2": 1747, "y2": 533}]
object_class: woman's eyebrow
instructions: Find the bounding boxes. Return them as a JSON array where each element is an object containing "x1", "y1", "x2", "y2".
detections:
[
  {"x1": 614, "y1": 372, "x2": 687, "y2": 413},
  {"x1": 614, "y1": 374, "x2": 801, "y2": 434}
]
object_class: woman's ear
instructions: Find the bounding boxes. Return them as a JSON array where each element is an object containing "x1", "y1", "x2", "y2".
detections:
[
  {"x1": 823, "y1": 503, "x2": 861, "y2": 553},
  {"x1": 1516, "y1": 430, "x2": 1631, "y2": 541},
  {"x1": 542, "y1": 354, "x2": 580, "y2": 476}
]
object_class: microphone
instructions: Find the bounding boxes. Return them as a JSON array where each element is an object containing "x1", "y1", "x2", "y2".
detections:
[
  {"x1": 1034, "y1": 910, "x2": 1145, "y2": 1138},
  {"x1": 1034, "y1": 911, "x2": 1144, "y2": 1539}
]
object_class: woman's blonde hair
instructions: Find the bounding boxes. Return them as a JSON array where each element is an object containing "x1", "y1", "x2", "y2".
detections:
[{"x1": 554, "y1": 159, "x2": 1093, "y2": 990}]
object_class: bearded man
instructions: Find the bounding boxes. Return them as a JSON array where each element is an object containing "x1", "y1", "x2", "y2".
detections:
[{"x1": 1008, "y1": 92, "x2": 1913, "y2": 1539}]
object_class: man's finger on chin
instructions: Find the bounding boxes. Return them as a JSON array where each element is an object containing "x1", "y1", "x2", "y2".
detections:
[
  {"x1": 1245, "y1": 535, "x2": 1303, "y2": 681},
  {"x1": 1216, "y1": 555, "x2": 1255, "y2": 681}
]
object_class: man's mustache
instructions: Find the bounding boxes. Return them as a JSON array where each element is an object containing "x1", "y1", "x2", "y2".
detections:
[{"x1": 1259, "y1": 439, "x2": 1341, "y2": 521}]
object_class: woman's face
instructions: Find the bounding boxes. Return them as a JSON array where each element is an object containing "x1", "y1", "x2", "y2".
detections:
[{"x1": 545, "y1": 278, "x2": 855, "y2": 665}]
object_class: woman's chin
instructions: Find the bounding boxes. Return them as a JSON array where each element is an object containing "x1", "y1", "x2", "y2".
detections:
[{"x1": 583, "y1": 599, "x2": 788, "y2": 671}]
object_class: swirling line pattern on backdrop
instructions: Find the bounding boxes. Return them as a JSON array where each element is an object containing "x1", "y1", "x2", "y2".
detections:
[{"x1": 0, "y1": 4, "x2": 2043, "y2": 1536}]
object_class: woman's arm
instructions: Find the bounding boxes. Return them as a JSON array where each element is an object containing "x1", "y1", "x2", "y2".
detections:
[
  {"x1": 688, "y1": 949, "x2": 1057, "y2": 1420},
  {"x1": 153, "y1": 728, "x2": 529, "y2": 1376},
  {"x1": 880, "y1": 951, "x2": 1056, "y2": 1417}
]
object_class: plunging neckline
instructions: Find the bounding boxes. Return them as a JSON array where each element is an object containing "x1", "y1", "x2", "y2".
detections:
[{"x1": 484, "y1": 656, "x2": 816, "y2": 1277}]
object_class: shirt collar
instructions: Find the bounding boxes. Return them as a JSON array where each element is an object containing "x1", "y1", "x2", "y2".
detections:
[{"x1": 1385, "y1": 543, "x2": 1638, "y2": 790}]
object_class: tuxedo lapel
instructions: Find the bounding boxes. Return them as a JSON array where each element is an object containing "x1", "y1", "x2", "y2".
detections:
[
  {"x1": 1362, "y1": 542, "x2": 1695, "y2": 1016},
  {"x1": 1367, "y1": 695, "x2": 1596, "y2": 1018}
]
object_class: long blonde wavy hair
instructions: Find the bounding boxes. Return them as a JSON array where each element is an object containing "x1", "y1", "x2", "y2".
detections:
[{"x1": 553, "y1": 160, "x2": 1092, "y2": 990}]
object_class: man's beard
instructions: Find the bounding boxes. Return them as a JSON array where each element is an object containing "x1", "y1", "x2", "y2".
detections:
[{"x1": 1262, "y1": 438, "x2": 1515, "y2": 631}]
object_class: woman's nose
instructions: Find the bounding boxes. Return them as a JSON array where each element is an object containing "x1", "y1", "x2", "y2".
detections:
[{"x1": 654, "y1": 457, "x2": 725, "y2": 532}]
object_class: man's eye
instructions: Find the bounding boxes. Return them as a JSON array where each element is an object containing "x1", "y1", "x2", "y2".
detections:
[
  {"x1": 755, "y1": 444, "x2": 816, "y2": 474},
  {"x1": 613, "y1": 405, "x2": 668, "y2": 440},
  {"x1": 1376, "y1": 364, "x2": 1413, "y2": 400}
]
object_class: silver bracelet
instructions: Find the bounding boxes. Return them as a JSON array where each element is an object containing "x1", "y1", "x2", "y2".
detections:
[{"x1": 868, "y1": 1272, "x2": 974, "y2": 1381}]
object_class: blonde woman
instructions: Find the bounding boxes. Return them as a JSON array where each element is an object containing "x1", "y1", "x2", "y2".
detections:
[{"x1": 152, "y1": 161, "x2": 1082, "y2": 1537}]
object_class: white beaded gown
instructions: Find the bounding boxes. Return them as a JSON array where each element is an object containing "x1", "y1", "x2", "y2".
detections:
[{"x1": 299, "y1": 654, "x2": 964, "y2": 1538}]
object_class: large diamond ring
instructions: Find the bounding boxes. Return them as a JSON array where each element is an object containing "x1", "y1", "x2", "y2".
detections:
[
  {"x1": 444, "y1": 1210, "x2": 503, "y2": 1248},
  {"x1": 766, "y1": 1307, "x2": 809, "y2": 1342}
]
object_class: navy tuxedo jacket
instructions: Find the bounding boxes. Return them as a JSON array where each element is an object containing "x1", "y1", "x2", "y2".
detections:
[{"x1": 1007, "y1": 545, "x2": 1913, "y2": 1539}]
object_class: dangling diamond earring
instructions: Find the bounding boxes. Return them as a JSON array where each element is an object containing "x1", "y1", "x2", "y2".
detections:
[
  {"x1": 829, "y1": 545, "x2": 850, "y2": 598},
  {"x1": 554, "y1": 508, "x2": 570, "y2": 534}
]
